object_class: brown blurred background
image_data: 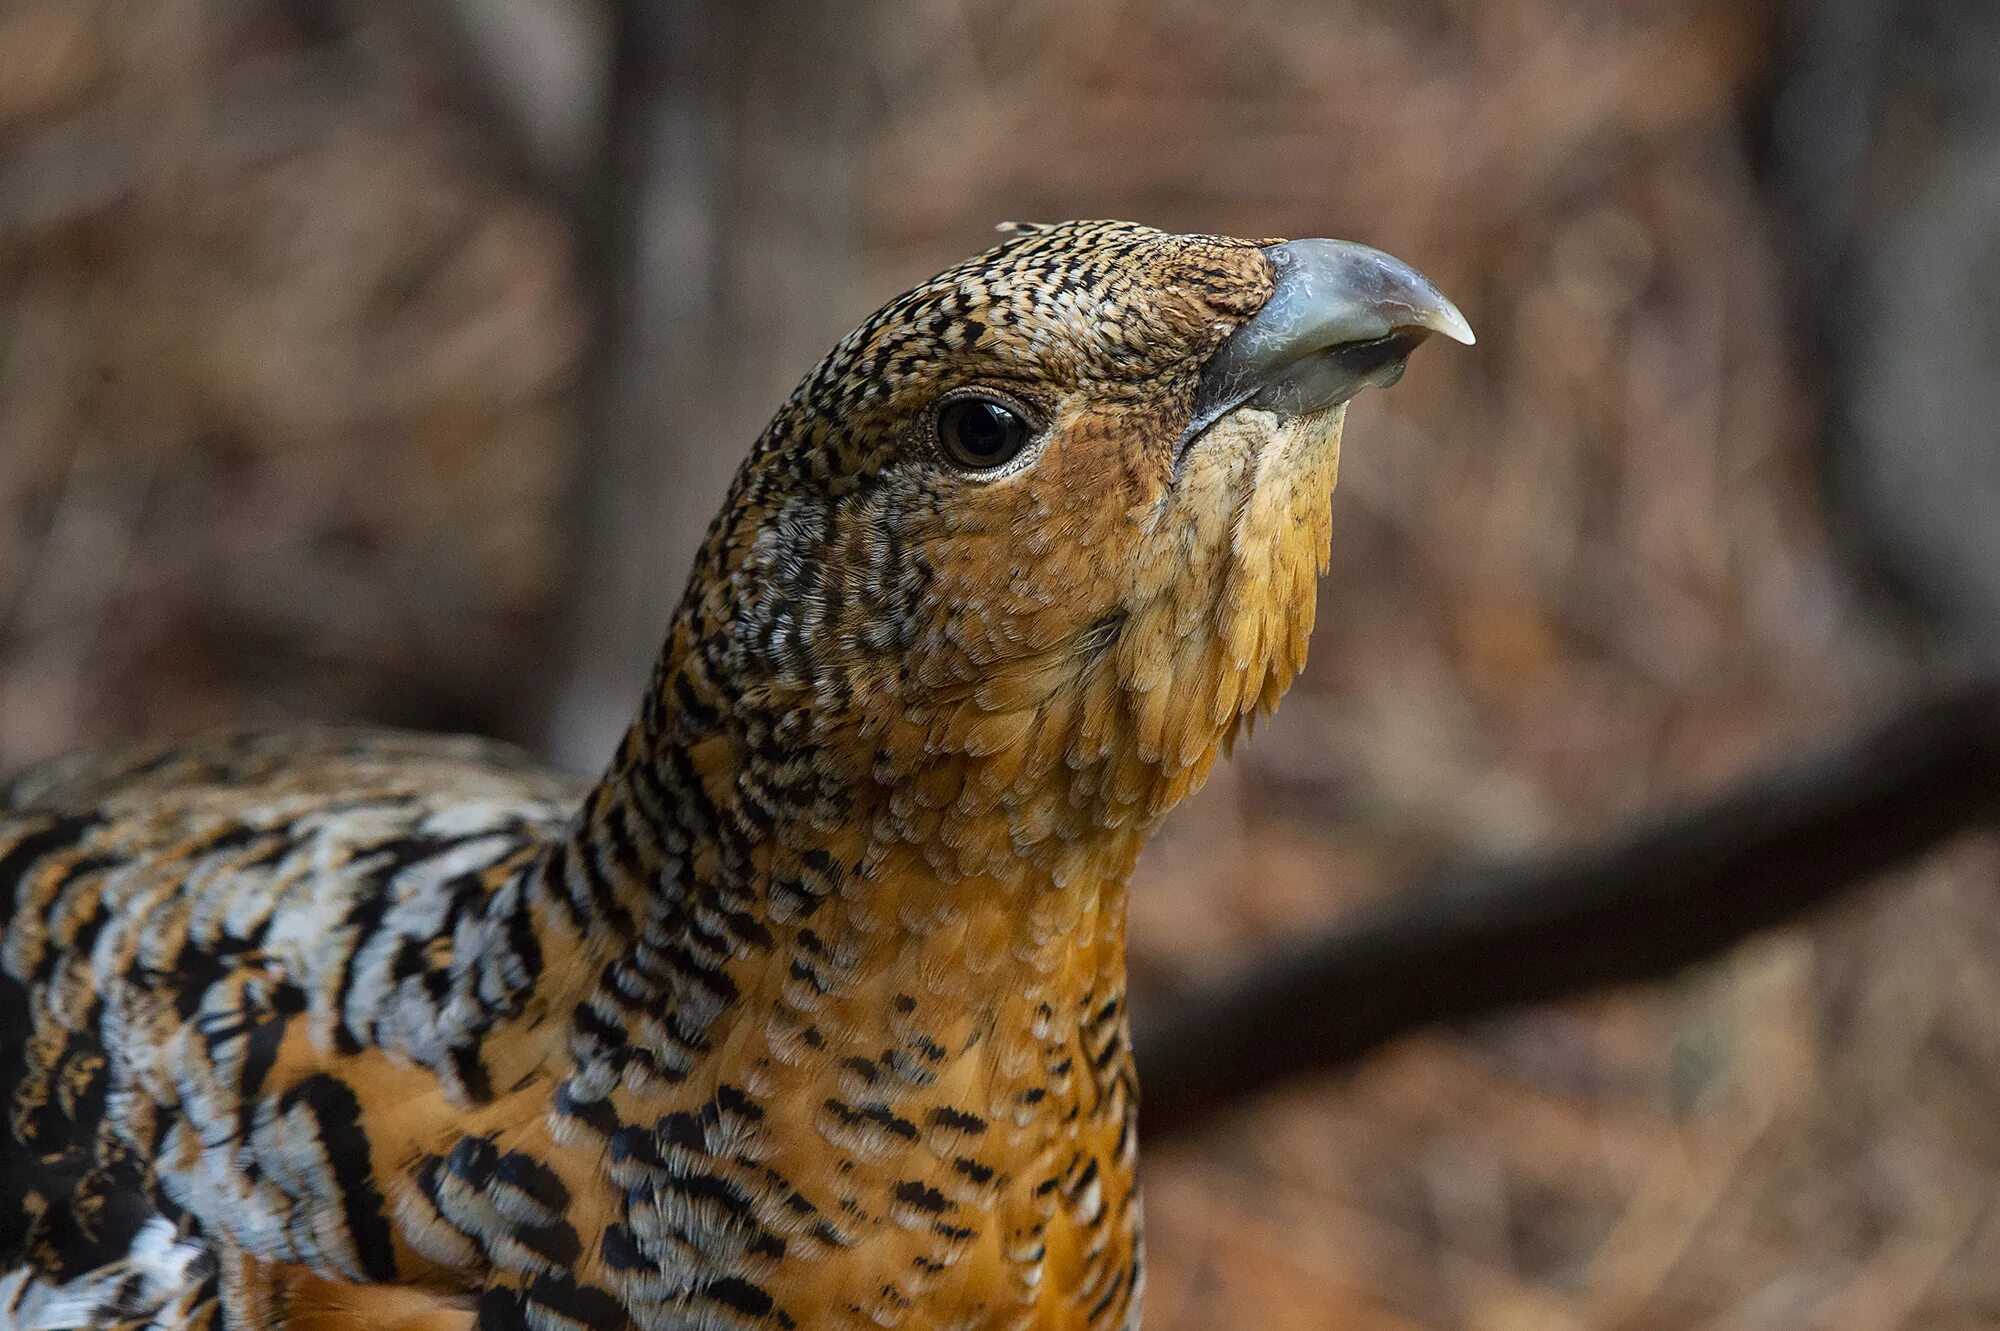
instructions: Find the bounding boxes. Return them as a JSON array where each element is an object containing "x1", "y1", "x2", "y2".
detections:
[{"x1": 4, "y1": 0, "x2": 2000, "y2": 1326}]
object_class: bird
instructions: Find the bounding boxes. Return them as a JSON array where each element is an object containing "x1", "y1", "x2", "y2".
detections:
[{"x1": 0, "y1": 220, "x2": 1471, "y2": 1331}]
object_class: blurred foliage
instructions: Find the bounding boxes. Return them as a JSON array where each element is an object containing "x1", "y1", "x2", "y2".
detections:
[
  {"x1": 0, "y1": 0, "x2": 583, "y2": 768},
  {"x1": 3, "y1": 0, "x2": 1998, "y2": 1327}
]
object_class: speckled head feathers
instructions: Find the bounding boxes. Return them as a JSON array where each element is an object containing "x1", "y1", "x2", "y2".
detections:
[{"x1": 664, "y1": 220, "x2": 1371, "y2": 841}]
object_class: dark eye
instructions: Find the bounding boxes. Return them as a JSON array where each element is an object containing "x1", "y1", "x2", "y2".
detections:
[{"x1": 937, "y1": 394, "x2": 1034, "y2": 471}]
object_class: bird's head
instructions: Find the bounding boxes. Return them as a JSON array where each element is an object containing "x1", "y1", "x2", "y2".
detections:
[{"x1": 676, "y1": 219, "x2": 1470, "y2": 862}]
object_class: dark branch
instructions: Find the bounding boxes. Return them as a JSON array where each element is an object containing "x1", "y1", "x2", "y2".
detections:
[
  {"x1": 401, "y1": 0, "x2": 607, "y2": 216},
  {"x1": 1137, "y1": 681, "x2": 2000, "y2": 1142}
]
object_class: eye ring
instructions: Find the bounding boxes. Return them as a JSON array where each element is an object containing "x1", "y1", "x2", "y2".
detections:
[{"x1": 932, "y1": 389, "x2": 1042, "y2": 474}]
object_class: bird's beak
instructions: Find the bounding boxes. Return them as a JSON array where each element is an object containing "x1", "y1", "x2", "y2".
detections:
[{"x1": 1179, "y1": 238, "x2": 1474, "y2": 457}]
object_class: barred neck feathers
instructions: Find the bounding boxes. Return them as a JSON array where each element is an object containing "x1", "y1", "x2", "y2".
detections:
[{"x1": 528, "y1": 403, "x2": 1343, "y2": 1331}]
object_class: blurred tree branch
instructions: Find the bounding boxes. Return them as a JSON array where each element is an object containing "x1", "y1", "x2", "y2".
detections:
[
  {"x1": 545, "y1": 0, "x2": 738, "y2": 770},
  {"x1": 1762, "y1": 0, "x2": 2000, "y2": 657},
  {"x1": 400, "y1": 0, "x2": 607, "y2": 214},
  {"x1": 1138, "y1": 681, "x2": 2000, "y2": 1142},
  {"x1": 542, "y1": 0, "x2": 869, "y2": 771}
]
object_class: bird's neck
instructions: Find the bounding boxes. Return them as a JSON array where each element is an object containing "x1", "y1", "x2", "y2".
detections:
[
  {"x1": 534, "y1": 633, "x2": 1149, "y2": 1316},
  {"x1": 566, "y1": 685, "x2": 1146, "y2": 1079}
]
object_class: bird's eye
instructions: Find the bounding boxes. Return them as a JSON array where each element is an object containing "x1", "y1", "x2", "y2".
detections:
[{"x1": 936, "y1": 394, "x2": 1035, "y2": 471}]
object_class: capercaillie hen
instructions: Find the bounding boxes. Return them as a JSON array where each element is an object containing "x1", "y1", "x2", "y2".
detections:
[{"x1": 0, "y1": 220, "x2": 1471, "y2": 1331}]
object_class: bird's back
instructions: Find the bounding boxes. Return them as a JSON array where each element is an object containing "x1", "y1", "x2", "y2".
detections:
[{"x1": 0, "y1": 728, "x2": 585, "y2": 1328}]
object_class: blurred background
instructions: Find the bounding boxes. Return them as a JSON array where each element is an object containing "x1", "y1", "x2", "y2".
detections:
[{"x1": 3, "y1": 0, "x2": 2000, "y2": 1325}]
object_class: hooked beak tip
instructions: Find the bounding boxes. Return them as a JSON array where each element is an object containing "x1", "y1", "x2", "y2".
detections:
[{"x1": 1428, "y1": 301, "x2": 1478, "y2": 347}]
